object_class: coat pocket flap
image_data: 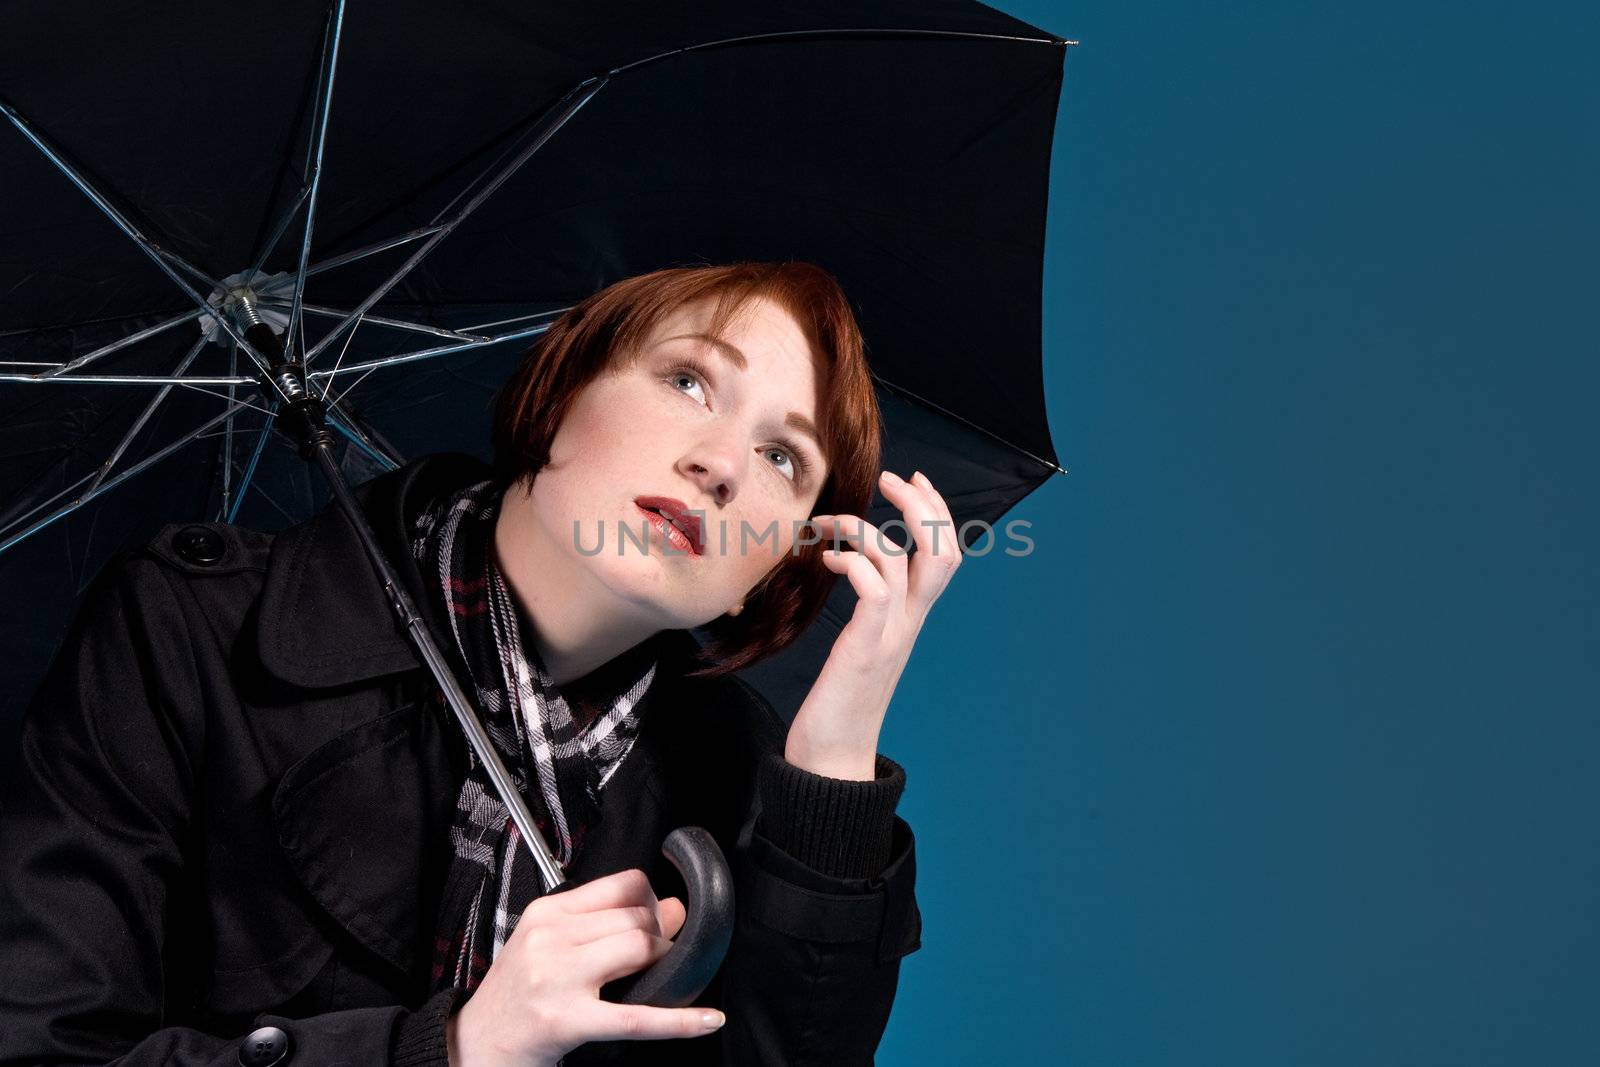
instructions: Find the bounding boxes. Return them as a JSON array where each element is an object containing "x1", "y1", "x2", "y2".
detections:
[{"x1": 201, "y1": 925, "x2": 337, "y2": 1015}]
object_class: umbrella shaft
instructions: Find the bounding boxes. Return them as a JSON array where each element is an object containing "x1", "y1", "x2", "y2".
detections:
[
  {"x1": 309, "y1": 431, "x2": 569, "y2": 891},
  {"x1": 229, "y1": 310, "x2": 569, "y2": 892}
]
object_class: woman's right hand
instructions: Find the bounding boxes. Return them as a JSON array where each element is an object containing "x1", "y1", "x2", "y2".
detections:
[{"x1": 444, "y1": 868, "x2": 727, "y2": 1067}]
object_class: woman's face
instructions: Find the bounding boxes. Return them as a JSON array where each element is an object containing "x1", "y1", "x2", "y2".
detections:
[{"x1": 515, "y1": 293, "x2": 830, "y2": 630}]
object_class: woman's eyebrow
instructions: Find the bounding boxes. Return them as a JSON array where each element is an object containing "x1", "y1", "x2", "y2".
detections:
[
  {"x1": 661, "y1": 332, "x2": 824, "y2": 458},
  {"x1": 663, "y1": 332, "x2": 749, "y2": 371}
]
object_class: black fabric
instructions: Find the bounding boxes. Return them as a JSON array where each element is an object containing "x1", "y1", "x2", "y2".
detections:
[{"x1": 0, "y1": 452, "x2": 921, "y2": 1066}]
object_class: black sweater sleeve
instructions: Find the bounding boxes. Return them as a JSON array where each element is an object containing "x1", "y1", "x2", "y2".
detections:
[
  {"x1": 752, "y1": 751, "x2": 906, "y2": 880},
  {"x1": 389, "y1": 987, "x2": 461, "y2": 1066}
]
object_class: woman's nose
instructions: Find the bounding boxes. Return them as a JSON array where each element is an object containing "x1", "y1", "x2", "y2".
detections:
[{"x1": 681, "y1": 441, "x2": 745, "y2": 505}]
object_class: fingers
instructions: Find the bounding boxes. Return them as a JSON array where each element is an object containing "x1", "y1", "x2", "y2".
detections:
[
  {"x1": 811, "y1": 511, "x2": 903, "y2": 610},
  {"x1": 462, "y1": 873, "x2": 722, "y2": 1060},
  {"x1": 658, "y1": 895, "x2": 687, "y2": 939},
  {"x1": 577, "y1": 925, "x2": 675, "y2": 989},
  {"x1": 563, "y1": 896, "x2": 686, "y2": 947},
  {"x1": 539, "y1": 867, "x2": 659, "y2": 916},
  {"x1": 570, "y1": 999, "x2": 727, "y2": 1044},
  {"x1": 911, "y1": 470, "x2": 957, "y2": 553},
  {"x1": 564, "y1": 903, "x2": 664, "y2": 946},
  {"x1": 908, "y1": 470, "x2": 962, "y2": 601},
  {"x1": 811, "y1": 469, "x2": 963, "y2": 619},
  {"x1": 812, "y1": 526, "x2": 894, "y2": 647}
]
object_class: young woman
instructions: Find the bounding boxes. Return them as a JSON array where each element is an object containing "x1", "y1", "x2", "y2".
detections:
[{"x1": 0, "y1": 262, "x2": 963, "y2": 1065}]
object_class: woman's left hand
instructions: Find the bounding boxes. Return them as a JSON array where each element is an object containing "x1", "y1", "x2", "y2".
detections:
[{"x1": 788, "y1": 469, "x2": 964, "y2": 780}]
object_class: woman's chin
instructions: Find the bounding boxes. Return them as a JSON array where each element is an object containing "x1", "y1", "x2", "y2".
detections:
[{"x1": 586, "y1": 563, "x2": 713, "y2": 626}]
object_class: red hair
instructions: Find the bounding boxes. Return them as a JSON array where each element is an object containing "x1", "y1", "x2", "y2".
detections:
[{"x1": 490, "y1": 262, "x2": 883, "y2": 677}]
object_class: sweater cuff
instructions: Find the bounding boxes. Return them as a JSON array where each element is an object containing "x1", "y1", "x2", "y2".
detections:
[
  {"x1": 755, "y1": 751, "x2": 906, "y2": 880},
  {"x1": 390, "y1": 986, "x2": 461, "y2": 1067}
]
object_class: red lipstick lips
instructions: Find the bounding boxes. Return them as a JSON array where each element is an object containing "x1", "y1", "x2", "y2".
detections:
[{"x1": 633, "y1": 496, "x2": 705, "y2": 556}]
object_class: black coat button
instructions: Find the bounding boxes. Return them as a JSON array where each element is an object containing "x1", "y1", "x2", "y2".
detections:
[
  {"x1": 174, "y1": 525, "x2": 226, "y2": 566},
  {"x1": 238, "y1": 1025, "x2": 291, "y2": 1066}
]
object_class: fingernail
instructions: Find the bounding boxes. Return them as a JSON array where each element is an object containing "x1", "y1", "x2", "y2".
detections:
[
  {"x1": 881, "y1": 470, "x2": 902, "y2": 484},
  {"x1": 912, "y1": 470, "x2": 927, "y2": 486},
  {"x1": 812, "y1": 515, "x2": 832, "y2": 523},
  {"x1": 702, "y1": 1011, "x2": 726, "y2": 1029}
]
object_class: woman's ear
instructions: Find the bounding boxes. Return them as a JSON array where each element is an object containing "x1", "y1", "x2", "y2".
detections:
[
  {"x1": 731, "y1": 564, "x2": 783, "y2": 618},
  {"x1": 727, "y1": 574, "x2": 775, "y2": 617}
]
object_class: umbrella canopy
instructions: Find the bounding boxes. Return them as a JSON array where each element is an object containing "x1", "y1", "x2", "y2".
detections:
[{"x1": 0, "y1": 1, "x2": 1072, "y2": 745}]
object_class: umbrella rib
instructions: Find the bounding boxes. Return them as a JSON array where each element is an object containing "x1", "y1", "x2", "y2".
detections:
[
  {"x1": 317, "y1": 309, "x2": 364, "y2": 400},
  {"x1": 237, "y1": 475, "x2": 299, "y2": 526},
  {"x1": 38, "y1": 309, "x2": 204, "y2": 378},
  {"x1": 225, "y1": 407, "x2": 278, "y2": 524},
  {"x1": 302, "y1": 77, "x2": 607, "y2": 365},
  {"x1": 0, "y1": 470, "x2": 97, "y2": 550},
  {"x1": 0, "y1": 98, "x2": 289, "y2": 403},
  {"x1": 463, "y1": 308, "x2": 574, "y2": 332},
  {"x1": 262, "y1": 300, "x2": 489, "y2": 343},
  {"x1": 328, "y1": 364, "x2": 383, "y2": 410},
  {"x1": 338, "y1": 405, "x2": 407, "y2": 468},
  {"x1": 155, "y1": 251, "x2": 222, "y2": 293},
  {"x1": 325, "y1": 405, "x2": 403, "y2": 471},
  {"x1": 248, "y1": 186, "x2": 311, "y2": 280},
  {"x1": 285, "y1": 0, "x2": 348, "y2": 362},
  {"x1": 221, "y1": 339, "x2": 239, "y2": 519},
  {"x1": 306, "y1": 316, "x2": 560, "y2": 382},
  {"x1": 172, "y1": 381, "x2": 276, "y2": 417},
  {"x1": 308, "y1": 322, "x2": 393, "y2": 461},
  {"x1": 869, "y1": 370, "x2": 1069, "y2": 478},
  {"x1": 292, "y1": 224, "x2": 449, "y2": 282},
  {"x1": 0, "y1": 400, "x2": 259, "y2": 558},
  {"x1": 86, "y1": 336, "x2": 211, "y2": 495},
  {"x1": 605, "y1": 26, "x2": 1075, "y2": 79},
  {"x1": 1, "y1": 373, "x2": 255, "y2": 386}
]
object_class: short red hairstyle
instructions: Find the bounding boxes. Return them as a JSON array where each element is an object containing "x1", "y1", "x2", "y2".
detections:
[{"x1": 489, "y1": 262, "x2": 883, "y2": 678}]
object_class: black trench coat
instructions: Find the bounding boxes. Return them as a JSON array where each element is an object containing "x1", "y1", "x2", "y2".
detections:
[{"x1": 0, "y1": 452, "x2": 922, "y2": 1066}]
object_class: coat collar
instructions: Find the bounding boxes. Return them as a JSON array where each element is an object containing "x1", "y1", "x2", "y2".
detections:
[{"x1": 256, "y1": 451, "x2": 495, "y2": 688}]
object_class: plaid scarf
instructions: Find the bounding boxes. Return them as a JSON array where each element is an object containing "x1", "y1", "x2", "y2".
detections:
[{"x1": 409, "y1": 479, "x2": 658, "y2": 996}]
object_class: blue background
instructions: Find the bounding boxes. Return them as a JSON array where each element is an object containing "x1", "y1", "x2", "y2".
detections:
[{"x1": 877, "y1": 2, "x2": 1599, "y2": 1064}]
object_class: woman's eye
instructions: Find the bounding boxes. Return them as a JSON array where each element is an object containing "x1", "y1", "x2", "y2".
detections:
[
  {"x1": 667, "y1": 367, "x2": 708, "y2": 405},
  {"x1": 764, "y1": 446, "x2": 797, "y2": 481}
]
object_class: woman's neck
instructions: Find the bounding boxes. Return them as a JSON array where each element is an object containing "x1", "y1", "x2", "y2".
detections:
[{"x1": 491, "y1": 481, "x2": 660, "y2": 689}]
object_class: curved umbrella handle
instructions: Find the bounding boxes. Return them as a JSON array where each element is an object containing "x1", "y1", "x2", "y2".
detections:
[{"x1": 599, "y1": 826, "x2": 735, "y2": 1007}]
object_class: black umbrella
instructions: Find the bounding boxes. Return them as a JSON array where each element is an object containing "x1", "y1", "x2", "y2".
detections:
[{"x1": 1, "y1": 0, "x2": 1070, "y2": 841}]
